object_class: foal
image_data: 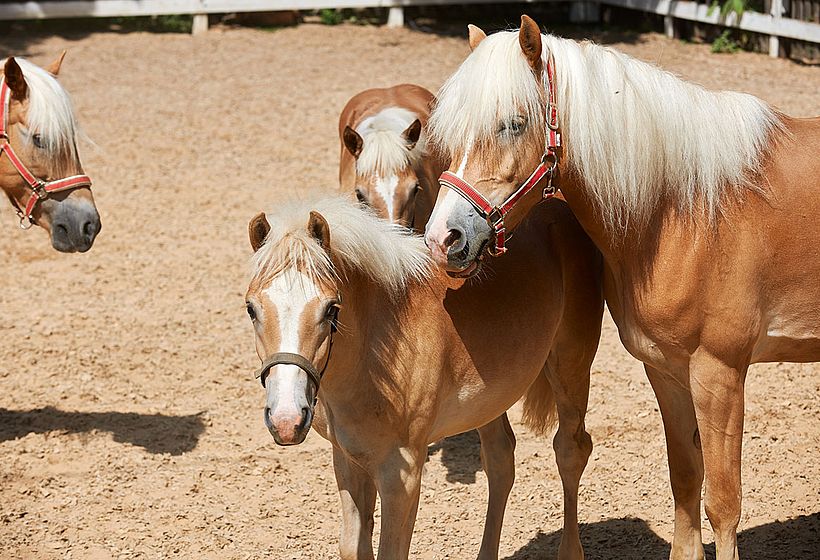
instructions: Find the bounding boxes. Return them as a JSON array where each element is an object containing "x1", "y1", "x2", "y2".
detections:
[
  {"x1": 338, "y1": 84, "x2": 447, "y2": 230},
  {"x1": 245, "y1": 195, "x2": 603, "y2": 559}
]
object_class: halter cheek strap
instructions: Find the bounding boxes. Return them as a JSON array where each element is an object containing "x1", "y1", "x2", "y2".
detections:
[
  {"x1": 438, "y1": 53, "x2": 561, "y2": 256},
  {"x1": 0, "y1": 77, "x2": 93, "y2": 229}
]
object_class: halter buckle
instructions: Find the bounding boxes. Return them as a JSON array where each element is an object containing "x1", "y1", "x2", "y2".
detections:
[
  {"x1": 547, "y1": 102, "x2": 560, "y2": 131},
  {"x1": 487, "y1": 207, "x2": 504, "y2": 227},
  {"x1": 31, "y1": 180, "x2": 48, "y2": 200}
]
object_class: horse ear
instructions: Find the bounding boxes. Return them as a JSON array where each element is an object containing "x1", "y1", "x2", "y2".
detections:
[
  {"x1": 46, "y1": 50, "x2": 67, "y2": 76},
  {"x1": 342, "y1": 126, "x2": 363, "y2": 158},
  {"x1": 519, "y1": 15, "x2": 543, "y2": 72},
  {"x1": 248, "y1": 212, "x2": 271, "y2": 252},
  {"x1": 308, "y1": 211, "x2": 331, "y2": 253},
  {"x1": 402, "y1": 119, "x2": 422, "y2": 151},
  {"x1": 3, "y1": 57, "x2": 28, "y2": 99},
  {"x1": 467, "y1": 24, "x2": 486, "y2": 51}
]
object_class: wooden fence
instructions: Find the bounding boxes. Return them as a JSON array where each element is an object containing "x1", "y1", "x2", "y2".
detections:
[{"x1": 0, "y1": 0, "x2": 818, "y2": 56}]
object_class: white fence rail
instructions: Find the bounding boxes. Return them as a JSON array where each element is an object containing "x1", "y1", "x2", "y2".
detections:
[
  {"x1": 0, "y1": 0, "x2": 818, "y2": 55},
  {"x1": 600, "y1": 0, "x2": 820, "y2": 56}
]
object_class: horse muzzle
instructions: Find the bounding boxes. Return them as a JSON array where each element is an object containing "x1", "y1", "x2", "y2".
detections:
[{"x1": 48, "y1": 199, "x2": 101, "y2": 253}]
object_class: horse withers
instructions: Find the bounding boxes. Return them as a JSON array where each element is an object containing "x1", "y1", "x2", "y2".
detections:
[
  {"x1": 0, "y1": 54, "x2": 100, "y2": 252},
  {"x1": 339, "y1": 84, "x2": 447, "y2": 230},
  {"x1": 245, "y1": 196, "x2": 603, "y2": 559},
  {"x1": 424, "y1": 16, "x2": 820, "y2": 560}
]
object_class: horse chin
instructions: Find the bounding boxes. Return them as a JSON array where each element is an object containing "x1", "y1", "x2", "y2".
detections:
[{"x1": 447, "y1": 258, "x2": 483, "y2": 279}]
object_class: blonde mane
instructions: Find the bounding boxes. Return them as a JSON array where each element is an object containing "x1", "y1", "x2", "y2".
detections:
[
  {"x1": 251, "y1": 195, "x2": 432, "y2": 298},
  {"x1": 430, "y1": 30, "x2": 783, "y2": 230},
  {"x1": 2, "y1": 57, "x2": 82, "y2": 176},
  {"x1": 356, "y1": 107, "x2": 426, "y2": 177}
]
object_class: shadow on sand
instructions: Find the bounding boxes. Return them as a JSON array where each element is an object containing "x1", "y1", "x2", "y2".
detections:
[
  {"x1": 428, "y1": 429, "x2": 483, "y2": 484},
  {"x1": 0, "y1": 406, "x2": 206, "y2": 455},
  {"x1": 504, "y1": 514, "x2": 820, "y2": 559}
]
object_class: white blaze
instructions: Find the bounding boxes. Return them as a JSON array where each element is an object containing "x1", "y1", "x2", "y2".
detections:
[
  {"x1": 374, "y1": 174, "x2": 399, "y2": 222},
  {"x1": 263, "y1": 269, "x2": 321, "y2": 412}
]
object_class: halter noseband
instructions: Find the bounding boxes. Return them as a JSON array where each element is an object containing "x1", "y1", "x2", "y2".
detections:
[
  {"x1": 438, "y1": 53, "x2": 561, "y2": 256},
  {"x1": 0, "y1": 77, "x2": 93, "y2": 229},
  {"x1": 254, "y1": 305, "x2": 340, "y2": 404}
]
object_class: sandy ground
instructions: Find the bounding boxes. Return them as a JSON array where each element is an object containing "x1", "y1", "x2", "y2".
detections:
[{"x1": 0, "y1": 21, "x2": 818, "y2": 560}]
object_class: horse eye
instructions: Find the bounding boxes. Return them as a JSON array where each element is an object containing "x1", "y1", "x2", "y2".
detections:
[
  {"x1": 355, "y1": 189, "x2": 366, "y2": 203},
  {"x1": 246, "y1": 303, "x2": 257, "y2": 321},
  {"x1": 413, "y1": 182, "x2": 421, "y2": 193},
  {"x1": 32, "y1": 134, "x2": 44, "y2": 149},
  {"x1": 499, "y1": 117, "x2": 527, "y2": 137}
]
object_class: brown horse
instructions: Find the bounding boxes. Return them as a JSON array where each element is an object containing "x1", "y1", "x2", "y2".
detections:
[
  {"x1": 424, "y1": 16, "x2": 820, "y2": 560},
  {"x1": 245, "y1": 195, "x2": 603, "y2": 559},
  {"x1": 0, "y1": 53, "x2": 100, "y2": 252},
  {"x1": 338, "y1": 84, "x2": 446, "y2": 230}
]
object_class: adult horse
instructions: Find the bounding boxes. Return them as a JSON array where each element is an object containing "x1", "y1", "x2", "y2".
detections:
[
  {"x1": 245, "y1": 195, "x2": 603, "y2": 559},
  {"x1": 424, "y1": 16, "x2": 820, "y2": 560},
  {"x1": 339, "y1": 84, "x2": 447, "y2": 230},
  {"x1": 1, "y1": 54, "x2": 100, "y2": 252}
]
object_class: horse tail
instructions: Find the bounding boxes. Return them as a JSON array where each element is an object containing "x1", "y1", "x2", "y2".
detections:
[{"x1": 521, "y1": 365, "x2": 557, "y2": 437}]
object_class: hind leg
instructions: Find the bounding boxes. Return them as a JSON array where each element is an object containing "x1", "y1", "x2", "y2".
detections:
[
  {"x1": 645, "y1": 365, "x2": 705, "y2": 560},
  {"x1": 476, "y1": 413, "x2": 516, "y2": 560},
  {"x1": 546, "y1": 354, "x2": 593, "y2": 560}
]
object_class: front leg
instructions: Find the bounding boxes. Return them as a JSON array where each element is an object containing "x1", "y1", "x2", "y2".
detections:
[
  {"x1": 374, "y1": 446, "x2": 425, "y2": 560},
  {"x1": 333, "y1": 446, "x2": 377, "y2": 560},
  {"x1": 689, "y1": 351, "x2": 748, "y2": 560},
  {"x1": 476, "y1": 414, "x2": 516, "y2": 560},
  {"x1": 645, "y1": 365, "x2": 705, "y2": 560}
]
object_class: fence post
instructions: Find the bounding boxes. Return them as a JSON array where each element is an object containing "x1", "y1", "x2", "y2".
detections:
[
  {"x1": 569, "y1": 2, "x2": 600, "y2": 23},
  {"x1": 769, "y1": 0, "x2": 783, "y2": 57},
  {"x1": 387, "y1": 6, "x2": 404, "y2": 28},
  {"x1": 192, "y1": 13, "x2": 208, "y2": 35},
  {"x1": 664, "y1": 15, "x2": 675, "y2": 38}
]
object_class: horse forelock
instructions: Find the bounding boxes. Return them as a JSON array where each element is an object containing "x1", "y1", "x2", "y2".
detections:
[
  {"x1": 431, "y1": 28, "x2": 783, "y2": 232},
  {"x1": 250, "y1": 195, "x2": 433, "y2": 299},
  {"x1": 2, "y1": 57, "x2": 83, "y2": 176}
]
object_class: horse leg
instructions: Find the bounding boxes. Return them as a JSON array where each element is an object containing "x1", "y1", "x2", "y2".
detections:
[
  {"x1": 645, "y1": 365, "x2": 705, "y2": 560},
  {"x1": 374, "y1": 446, "x2": 425, "y2": 560},
  {"x1": 476, "y1": 413, "x2": 516, "y2": 560},
  {"x1": 333, "y1": 446, "x2": 377, "y2": 560},
  {"x1": 689, "y1": 352, "x2": 747, "y2": 560},
  {"x1": 546, "y1": 355, "x2": 593, "y2": 560}
]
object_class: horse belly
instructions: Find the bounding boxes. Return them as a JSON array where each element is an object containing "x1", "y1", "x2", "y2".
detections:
[{"x1": 753, "y1": 312, "x2": 820, "y2": 363}]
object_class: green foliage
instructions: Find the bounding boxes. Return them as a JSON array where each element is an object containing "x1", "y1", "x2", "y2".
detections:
[
  {"x1": 707, "y1": 0, "x2": 749, "y2": 21},
  {"x1": 711, "y1": 30, "x2": 740, "y2": 53},
  {"x1": 319, "y1": 9, "x2": 344, "y2": 25}
]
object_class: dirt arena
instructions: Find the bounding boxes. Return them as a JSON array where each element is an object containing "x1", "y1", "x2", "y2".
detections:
[{"x1": 1, "y1": 19, "x2": 818, "y2": 560}]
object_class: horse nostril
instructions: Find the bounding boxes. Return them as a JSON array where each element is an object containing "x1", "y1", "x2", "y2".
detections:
[
  {"x1": 297, "y1": 406, "x2": 311, "y2": 432},
  {"x1": 82, "y1": 220, "x2": 96, "y2": 238},
  {"x1": 443, "y1": 228, "x2": 462, "y2": 248}
]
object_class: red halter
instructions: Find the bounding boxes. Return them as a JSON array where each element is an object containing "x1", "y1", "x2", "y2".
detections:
[
  {"x1": 438, "y1": 53, "x2": 561, "y2": 256},
  {"x1": 0, "y1": 77, "x2": 92, "y2": 229}
]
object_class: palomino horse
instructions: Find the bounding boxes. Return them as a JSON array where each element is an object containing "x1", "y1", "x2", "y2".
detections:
[
  {"x1": 340, "y1": 84, "x2": 530, "y2": 523},
  {"x1": 0, "y1": 54, "x2": 100, "y2": 252},
  {"x1": 424, "y1": 16, "x2": 820, "y2": 560},
  {"x1": 339, "y1": 84, "x2": 447, "y2": 230},
  {"x1": 245, "y1": 195, "x2": 603, "y2": 559}
]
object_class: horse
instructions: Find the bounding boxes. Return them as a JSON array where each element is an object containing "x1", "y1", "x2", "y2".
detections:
[
  {"x1": 0, "y1": 53, "x2": 100, "y2": 252},
  {"x1": 423, "y1": 15, "x2": 820, "y2": 560},
  {"x1": 338, "y1": 84, "x2": 447, "y2": 230},
  {"x1": 244, "y1": 194, "x2": 603, "y2": 559}
]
